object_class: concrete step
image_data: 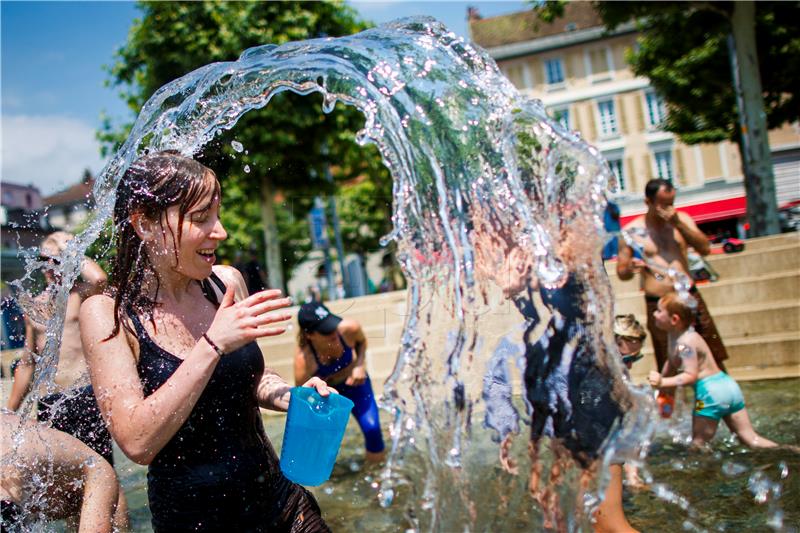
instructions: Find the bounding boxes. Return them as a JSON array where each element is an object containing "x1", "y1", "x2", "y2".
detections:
[
  {"x1": 605, "y1": 234, "x2": 800, "y2": 293},
  {"x1": 629, "y1": 331, "x2": 800, "y2": 378},
  {"x1": 734, "y1": 232, "x2": 800, "y2": 252},
  {"x1": 708, "y1": 244, "x2": 799, "y2": 280},
  {"x1": 613, "y1": 269, "x2": 800, "y2": 309}
]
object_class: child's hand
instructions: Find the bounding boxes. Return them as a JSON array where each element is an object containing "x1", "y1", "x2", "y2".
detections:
[{"x1": 648, "y1": 371, "x2": 663, "y2": 388}]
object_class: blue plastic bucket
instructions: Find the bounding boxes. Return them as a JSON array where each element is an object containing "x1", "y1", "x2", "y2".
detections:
[{"x1": 280, "y1": 386, "x2": 354, "y2": 486}]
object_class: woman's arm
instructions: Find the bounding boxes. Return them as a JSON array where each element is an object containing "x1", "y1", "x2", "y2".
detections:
[
  {"x1": 81, "y1": 281, "x2": 292, "y2": 464},
  {"x1": 343, "y1": 320, "x2": 368, "y2": 386},
  {"x1": 80, "y1": 295, "x2": 222, "y2": 464}
]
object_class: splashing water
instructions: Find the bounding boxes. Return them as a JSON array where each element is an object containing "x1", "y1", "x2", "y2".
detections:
[{"x1": 7, "y1": 17, "x2": 665, "y2": 531}]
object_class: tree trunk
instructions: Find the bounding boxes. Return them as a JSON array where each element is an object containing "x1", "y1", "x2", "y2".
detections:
[
  {"x1": 728, "y1": 1, "x2": 781, "y2": 236},
  {"x1": 259, "y1": 177, "x2": 285, "y2": 292}
]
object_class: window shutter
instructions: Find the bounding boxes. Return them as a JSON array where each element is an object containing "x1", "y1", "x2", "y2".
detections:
[
  {"x1": 625, "y1": 157, "x2": 636, "y2": 192},
  {"x1": 617, "y1": 95, "x2": 628, "y2": 135},
  {"x1": 675, "y1": 148, "x2": 687, "y2": 185},
  {"x1": 635, "y1": 92, "x2": 647, "y2": 132},
  {"x1": 585, "y1": 103, "x2": 597, "y2": 141},
  {"x1": 644, "y1": 154, "x2": 654, "y2": 180}
]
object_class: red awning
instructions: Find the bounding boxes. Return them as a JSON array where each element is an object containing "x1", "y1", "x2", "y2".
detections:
[{"x1": 620, "y1": 196, "x2": 747, "y2": 227}]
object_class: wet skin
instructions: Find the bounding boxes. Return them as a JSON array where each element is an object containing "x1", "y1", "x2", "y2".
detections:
[{"x1": 617, "y1": 186, "x2": 711, "y2": 297}]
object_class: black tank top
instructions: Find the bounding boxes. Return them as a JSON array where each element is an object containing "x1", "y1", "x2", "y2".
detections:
[{"x1": 128, "y1": 273, "x2": 293, "y2": 531}]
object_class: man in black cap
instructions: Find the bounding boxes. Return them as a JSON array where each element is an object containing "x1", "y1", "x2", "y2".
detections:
[{"x1": 294, "y1": 302, "x2": 386, "y2": 461}]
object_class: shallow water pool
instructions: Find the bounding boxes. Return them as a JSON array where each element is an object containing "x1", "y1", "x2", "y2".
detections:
[{"x1": 114, "y1": 378, "x2": 799, "y2": 532}]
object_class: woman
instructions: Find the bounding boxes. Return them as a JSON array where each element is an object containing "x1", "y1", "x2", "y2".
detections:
[
  {"x1": 294, "y1": 302, "x2": 385, "y2": 462},
  {"x1": 80, "y1": 151, "x2": 332, "y2": 532},
  {"x1": 1, "y1": 412, "x2": 119, "y2": 533}
]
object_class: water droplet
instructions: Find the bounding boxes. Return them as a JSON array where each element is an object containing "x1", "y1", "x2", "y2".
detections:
[
  {"x1": 244, "y1": 165, "x2": 251, "y2": 173},
  {"x1": 231, "y1": 140, "x2": 244, "y2": 153}
]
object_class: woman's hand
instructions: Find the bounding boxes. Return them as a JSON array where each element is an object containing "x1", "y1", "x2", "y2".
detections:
[
  {"x1": 345, "y1": 366, "x2": 367, "y2": 387},
  {"x1": 648, "y1": 371, "x2": 663, "y2": 388},
  {"x1": 301, "y1": 377, "x2": 337, "y2": 397},
  {"x1": 205, "y1": 287, "x2": 292, "y2": 354}
]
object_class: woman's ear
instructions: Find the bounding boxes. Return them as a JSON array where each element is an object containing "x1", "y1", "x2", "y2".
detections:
[{"x1": 130, "y1": 213, "x2": 154, "y2": 241}]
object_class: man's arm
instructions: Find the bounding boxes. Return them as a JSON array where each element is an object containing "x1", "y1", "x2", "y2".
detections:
[
  {"x1": 76, "y1": 257, "x2": 108, "y2": 298},
  {"x1": 657, "y1": 207, "x2": 711, "y2": 256},
  {"x1": 674, "y1": 212, "x2": 711, "y2": 256}
]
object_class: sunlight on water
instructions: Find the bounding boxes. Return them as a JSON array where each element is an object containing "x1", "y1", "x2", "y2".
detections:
[{"x1": 4, "y1": 17, "x2": 794, "y2": 532}]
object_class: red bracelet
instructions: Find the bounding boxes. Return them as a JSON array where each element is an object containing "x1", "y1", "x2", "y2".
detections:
[{"x1": 202, "y1": 333, "x2": 225, "y2": 357}]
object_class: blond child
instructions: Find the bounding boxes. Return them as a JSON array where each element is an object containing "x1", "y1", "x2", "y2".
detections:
[
  {"x1": 593, "y1": 314, "x2": 649, "y2": 533},
  {"x1": 648, "y1": 292, "x2": 781, "y2": 449}
]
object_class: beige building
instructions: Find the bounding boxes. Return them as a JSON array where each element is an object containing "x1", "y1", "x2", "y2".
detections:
[{"x1": 468, "y1": 4, "x2": 800, "y2": 235}]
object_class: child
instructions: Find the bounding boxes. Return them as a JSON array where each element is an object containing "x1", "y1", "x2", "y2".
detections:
[
  {"x1": 648, "y1": 292, "x2": 781, "y2": 449},
  {"x1": 593, "y1": 314, "x2": 648, "y2": 533}
]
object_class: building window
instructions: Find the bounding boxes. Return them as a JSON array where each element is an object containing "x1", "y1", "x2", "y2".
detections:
[
  {"x1": 588, "y1": 48, "x2": 611, "y2": 78},
  {"x1": 654, "y1": 150, "x2": 674, "y2": 181},
  {"x1": 550, "y1": 107, "x2": 570, "y2": 130},
  {"x1": 544, "y1": 58, "x2": 565, "y2": 85},
  {"x1": 597, "y1": 99, "x2": 618, "y2": 137},
  {"x1": 503, "y1": 64, "x2": 525, "y2": 89},
  {"x1": 645, "y1": 91, "x2": 667, "y2": 127},
  {"x1": 607, "y1": 158, "x2": 625, "y2": 191}
]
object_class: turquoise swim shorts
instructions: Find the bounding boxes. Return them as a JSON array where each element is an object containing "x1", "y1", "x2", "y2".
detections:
[{"x1": 694, "y1": 372, "x2": 745, "y2": 421}]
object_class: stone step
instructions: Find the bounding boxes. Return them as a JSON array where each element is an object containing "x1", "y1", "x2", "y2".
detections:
[
  {"x1": 733, "y1": 232, "x2": 800, "y2": 252},
  {"x1": 708, "y1": 244, "x2": 799, "y2": 280},
  {"x1": 613, "y1": 297, "x2": 800, "y2": 340},
  {"x1": 605, "y1": 235, "x2": 799, "y2": 292},
  {"x1": 613, "y1": 269, "x2": 800, "y2": 309}
]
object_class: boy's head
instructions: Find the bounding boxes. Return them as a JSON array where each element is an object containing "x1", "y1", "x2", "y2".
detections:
[
  {"x1": 613, "y1": 314, "x2": 646, "y2": 367},
  {"x1": 654, "y1": 291, "x2": 696, "y2": 332}
]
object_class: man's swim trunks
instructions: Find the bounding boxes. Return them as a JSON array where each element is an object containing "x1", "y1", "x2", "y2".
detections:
[
  {"x1": 646, "y1": 286, "x2": 728, "y2": 372},
  {"x1": 694, "y1": 372, "x2": 745, "y2": 421},
  {"x1": 38, "y1": 385, "x2": 114, "y2": 465}
]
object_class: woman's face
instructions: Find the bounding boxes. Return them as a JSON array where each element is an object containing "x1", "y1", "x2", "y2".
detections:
[{"x1": 147, "y1": 186, "x2": 227, "y2": 281}]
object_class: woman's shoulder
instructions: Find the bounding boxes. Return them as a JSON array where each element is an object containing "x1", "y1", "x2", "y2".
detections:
[
  {"x1": 81, "y1": 292, "x2": 115, "y2": 316},
  {"x1": 211, "y1": 265, "x2": 246, "y2": 289}
]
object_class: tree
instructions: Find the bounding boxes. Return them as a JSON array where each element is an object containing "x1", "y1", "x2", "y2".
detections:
[
  {"x1": 101, "y1": 1, "x2": 394, "y2": 289},
  {"x1": 530, "y1": 1, "x2": 799, "y2": 236}
]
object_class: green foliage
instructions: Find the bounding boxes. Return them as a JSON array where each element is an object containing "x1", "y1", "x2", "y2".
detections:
[
  {"x1": 531, "y1": 1, "x2": 800, "y2": 145},
  {"x1": 101, "y1": 1, "x2": 395, "y2": 280}
]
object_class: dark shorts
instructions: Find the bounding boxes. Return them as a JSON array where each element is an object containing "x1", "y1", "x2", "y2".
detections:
[
  {"x1": 521, "y1": 276, "x2": 623, "y2": 468},
  {"x1": 38, "y1": 385, "x2": 114, "y2": 465}
]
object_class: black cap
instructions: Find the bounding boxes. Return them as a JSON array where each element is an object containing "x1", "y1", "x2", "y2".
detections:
[{"x1": 298, "y1": 302, "x2": 342, "y2": 334}]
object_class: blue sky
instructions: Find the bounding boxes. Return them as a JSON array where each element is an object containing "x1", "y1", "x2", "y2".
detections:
[{"x1": 1, "y1": 1, "x2": 527, "y2": 196}]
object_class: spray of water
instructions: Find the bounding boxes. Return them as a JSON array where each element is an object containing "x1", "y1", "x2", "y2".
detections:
[{"x1": 3, "y1": 16, "x2": 715, "y2": 531}]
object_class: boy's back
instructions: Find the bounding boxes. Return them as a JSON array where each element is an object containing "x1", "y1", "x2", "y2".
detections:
[{"x1": 669, "y1": 327, "x2": 721, "y2": 383}]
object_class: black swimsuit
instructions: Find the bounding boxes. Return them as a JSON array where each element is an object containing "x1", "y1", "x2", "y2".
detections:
[
  {"x1": 517, "y1": 274, "x2": 623, "y2": 468},
  {"x1": 130, "y1": 273, "x2": 329, "y2": 532}
]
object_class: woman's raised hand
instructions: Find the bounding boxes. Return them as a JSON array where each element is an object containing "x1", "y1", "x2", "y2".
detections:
[{"x1": 205, "y1": 286, "x2": 293, "y2": 355}]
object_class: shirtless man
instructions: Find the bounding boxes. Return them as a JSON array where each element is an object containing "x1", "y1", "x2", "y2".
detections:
[
  {"x1": 5, "y1": 231, "x2": 128, "y2": 529},
  {"x1": 616, "y1": 178, "x2": 728, "y2": 372}
]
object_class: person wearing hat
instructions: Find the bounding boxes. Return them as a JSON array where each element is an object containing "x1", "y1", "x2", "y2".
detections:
[
  {"x1": 294, "y1": 302, "x2": 385, "y2": 462},
  {"x1": 613, "y1": 314, "x2": 647, "y2": 374},
  {"x1": 592, "y1": 314, "x2": 650, "y2": 533}
]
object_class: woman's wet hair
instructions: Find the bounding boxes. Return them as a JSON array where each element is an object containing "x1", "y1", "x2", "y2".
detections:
[{"x1": 105, "y1": 150, "x2": 220, "y2": 340}]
